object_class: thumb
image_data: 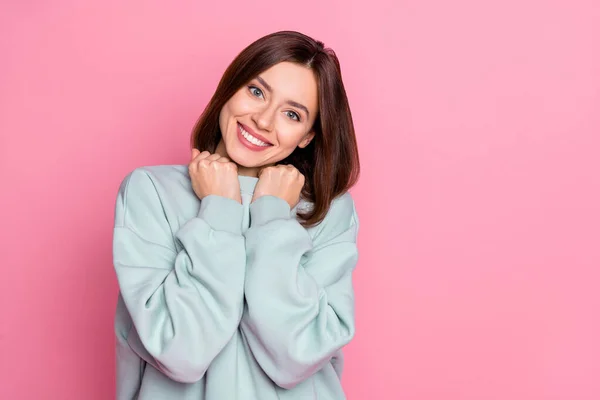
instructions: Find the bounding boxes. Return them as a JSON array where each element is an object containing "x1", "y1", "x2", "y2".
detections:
[{"x1": 191, "y1": 148, "x2": 200, "y2": 159}]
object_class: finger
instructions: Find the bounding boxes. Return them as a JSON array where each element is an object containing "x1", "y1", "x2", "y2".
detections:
[
  {"x1": 196, "y1": 150, "x2": 211, "y2": 160},
  {"x1": 217, "y1": 157, "x2": 230, "y2": 163},
  {"x1": 192, "y1": 152, "x2": 211, "y2": 170},
  {"x1": 189, "y1": 149, "x2": 204, "y2": 172},
  {"x1": 206, "y1": 153, "x2": 221, "y2": 161},
  {"x1": 198, "y1": 157, "x2": 211, "y2": 168}
]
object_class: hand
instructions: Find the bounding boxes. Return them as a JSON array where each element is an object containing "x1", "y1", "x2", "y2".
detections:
[
  {"x1": 189, "y1": 149, "x2": 241, "y2": 203},
  {"x1": 252, "y1": 165, "x2": 304, "y2": 209}
]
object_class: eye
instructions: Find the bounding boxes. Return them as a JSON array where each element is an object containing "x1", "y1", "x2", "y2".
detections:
[
  {"x1": 286, "y1": 111, "x2": 301, "y2": 121},
  {"x1": 248, "y1": 86, "x2": 264, "y2": 99}
]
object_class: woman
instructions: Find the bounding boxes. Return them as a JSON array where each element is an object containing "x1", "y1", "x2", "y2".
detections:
[{"x1": 112, "y1": 30, "x2": 360, "y2": 399}]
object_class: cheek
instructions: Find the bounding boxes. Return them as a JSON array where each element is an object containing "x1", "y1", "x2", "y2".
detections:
[
  {"x1": 220, "y1": 93, "x2": 248, "y2": 127},
  {"x1": 219, "y1": 101, "x2": 242, "y2": 135},
  {"x1": 277, "y1": 125, "x2": 309, "y2": 149},
  {"x1": 229, "y1": 93, "x2": 255, "y2": 115},
  {"x1": 218, "y1": 107, "x2": 229, "y2": 136}
]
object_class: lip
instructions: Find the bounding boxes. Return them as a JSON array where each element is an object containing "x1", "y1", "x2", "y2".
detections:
[
  {"x1": 238, "y1": 123, "x2": 273, "y2": 145},
  {"x1": 237, "y1": 123, "x2": 273, "y2": 152}
]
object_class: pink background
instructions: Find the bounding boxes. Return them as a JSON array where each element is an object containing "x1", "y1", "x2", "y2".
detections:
[{"x1": 1, "y1": 1, "x2": 599, "y2": 399}]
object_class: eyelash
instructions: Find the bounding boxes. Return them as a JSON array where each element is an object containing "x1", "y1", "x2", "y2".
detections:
[
  {"x1": 248, "y1": 85, "x2": 264, "y2": 99},
  {"x1": 247, "y1": 85, "x2": 302, "y2": 122},
  {"x1": 286, "y1": 111, "x2": 301, "y2": 121}
]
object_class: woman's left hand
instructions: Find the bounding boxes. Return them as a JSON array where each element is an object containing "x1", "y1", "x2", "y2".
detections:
[{"x1": 252, "y1": 165, "x2": 304, "y2": 209}]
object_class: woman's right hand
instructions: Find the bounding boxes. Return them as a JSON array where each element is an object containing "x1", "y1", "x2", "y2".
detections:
[{"x1": 189, "y1": 149, "x2": 242, "y2": 203}]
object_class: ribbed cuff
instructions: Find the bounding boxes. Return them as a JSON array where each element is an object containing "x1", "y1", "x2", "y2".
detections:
[
  {"x1": 198, "y1": 195, "x2": 244, "y2": 234},
  {"x1": 249, "y1": 196, "x2": 292, "y2": 227}
]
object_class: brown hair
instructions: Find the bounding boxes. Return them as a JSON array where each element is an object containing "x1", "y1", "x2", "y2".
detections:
[{"x1": 190, "y1": 30, "x2": 360, "y2": 227}]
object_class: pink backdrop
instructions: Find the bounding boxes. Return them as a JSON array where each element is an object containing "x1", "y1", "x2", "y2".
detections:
[{"x1": 1, "y1": 1, "x2": 599, "y2": 399}]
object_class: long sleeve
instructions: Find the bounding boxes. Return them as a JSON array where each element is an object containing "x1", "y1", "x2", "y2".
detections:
[
  {"x1": 240, "y1": 193, "x2": 359, "y2": 389},
  {"x1": 112, "y1": 169, "x2": 247, "y2": 383}
]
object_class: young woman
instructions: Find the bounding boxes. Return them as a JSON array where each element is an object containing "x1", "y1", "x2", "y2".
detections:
[{"x1": 112, "y1": 30, "x2": 360, "y2": 399}]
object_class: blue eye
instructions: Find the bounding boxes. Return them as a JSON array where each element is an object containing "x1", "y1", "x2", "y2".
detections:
[
  {"x1": 249, "y1": 86, "x2": 263, "y2": 98},
  {"x1": 286, "y1": 111, "x2": 300, "y2": 121}
]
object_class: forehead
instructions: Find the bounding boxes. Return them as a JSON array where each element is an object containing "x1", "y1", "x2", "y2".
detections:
[{"x1": 258, "y1": 62, "x2": 318, "y2": 112}]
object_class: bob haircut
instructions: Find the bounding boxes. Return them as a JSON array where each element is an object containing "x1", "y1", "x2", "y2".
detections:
[{"x1": 190, "y1": 30, "x2": 360, "y2": 227}]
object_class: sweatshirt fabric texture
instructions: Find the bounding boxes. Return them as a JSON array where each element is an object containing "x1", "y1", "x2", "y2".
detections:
[{"x1": 112, "y1": 165, "x2": 359, "y2": 400}]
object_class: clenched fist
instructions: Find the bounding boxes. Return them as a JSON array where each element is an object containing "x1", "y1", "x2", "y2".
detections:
[
  {"x1": 189, "y1": 149, "x2": 241, "y2": 203},
  {"x1": 252, "y1": 164, "x2": 305, "y2": 209}
]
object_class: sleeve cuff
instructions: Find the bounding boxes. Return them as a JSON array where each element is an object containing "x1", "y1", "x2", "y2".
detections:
[
  {"x1": 249, "y1": 196, "x2": 292, "y2": 227},
  {"x1": 198, "y1": 195, "x2": 244, "y2": 234}
]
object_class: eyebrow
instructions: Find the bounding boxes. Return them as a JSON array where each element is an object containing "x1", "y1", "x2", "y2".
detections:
[{"x1": 256, "y1": 76, "x2": 310, "y2": 117}]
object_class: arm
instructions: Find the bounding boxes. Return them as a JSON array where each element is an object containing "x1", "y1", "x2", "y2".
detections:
[
  {"x1": 112, "y1": 169, "x2": 246, "y2": 383},
  {"x1": 240, "y1": 193, "x2": 359, "y2": 389}
]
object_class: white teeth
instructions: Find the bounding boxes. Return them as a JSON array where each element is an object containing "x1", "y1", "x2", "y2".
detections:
[{"x1": 240, "y1": 125, "x2": 269, "y2": 147}]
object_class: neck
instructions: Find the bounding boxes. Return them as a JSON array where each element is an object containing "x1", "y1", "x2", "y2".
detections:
[{"x1": 237, "y1": 165, "x2": 260, "y2": 178}]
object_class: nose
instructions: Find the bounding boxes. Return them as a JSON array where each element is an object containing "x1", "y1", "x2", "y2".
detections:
[{"x1": 252, "y1": 103, "x2": 276, "y2": 132}]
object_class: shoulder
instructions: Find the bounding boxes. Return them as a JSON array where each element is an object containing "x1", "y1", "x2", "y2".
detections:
[
  {"x1": 327, "y1": 192, "x2": 358, "y2": 227},
  {"x1": 306, "y1": 191, "x2": 359, "y2": 243},
  {"x1": 114, "y1": 164, "x2": 190, "y2": 227},
  {"x1": 118, "y1": 165, "x2": 189, "y2": 195}
]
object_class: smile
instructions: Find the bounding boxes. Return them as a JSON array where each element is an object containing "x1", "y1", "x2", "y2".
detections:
[{"x1": 237, "y1": 123, "x2": 273, "y2": 150}]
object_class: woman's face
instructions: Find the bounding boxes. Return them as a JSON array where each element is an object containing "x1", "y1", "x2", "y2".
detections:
[{"x1": 216, "y1": 61, "x2": 318, "y2": 176}]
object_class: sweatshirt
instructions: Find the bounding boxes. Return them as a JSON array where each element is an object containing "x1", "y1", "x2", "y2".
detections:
[{"x1": 112, "y1": 165, "x2": 359, "y2": 400}]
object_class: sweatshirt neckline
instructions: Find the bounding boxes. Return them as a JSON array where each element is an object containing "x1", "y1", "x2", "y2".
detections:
[{"x1": 238, "y1": 175, "x2": 258, "y2": 195}]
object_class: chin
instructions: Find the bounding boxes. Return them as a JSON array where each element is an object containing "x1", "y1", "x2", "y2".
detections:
[{"x1": 225, "y1": 147, "x2": 265, "y2": 168}]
